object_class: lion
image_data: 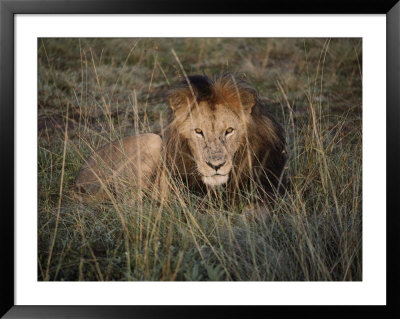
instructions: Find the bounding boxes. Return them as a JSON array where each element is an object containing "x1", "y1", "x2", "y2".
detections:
[{"x1": 74, "y1": 74, "x2": 286, "y2": 203}]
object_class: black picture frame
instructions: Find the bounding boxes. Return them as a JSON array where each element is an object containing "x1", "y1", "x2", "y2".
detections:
[{"x1": 1, "y1": 0, "x2": 399, "y2": 318}]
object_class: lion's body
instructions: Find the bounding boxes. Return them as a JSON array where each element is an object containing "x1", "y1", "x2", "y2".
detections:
[
  {"x1": 74, "y1": 74, "x2": 286, "y2": 202},
  {"x1": 74, "y1": 133, "x2": 162, "y2": 201}
]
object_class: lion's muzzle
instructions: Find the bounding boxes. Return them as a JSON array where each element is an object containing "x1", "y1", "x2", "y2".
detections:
[{"x1": 200, "y1": 154, "x2": 231, "y2": 186}]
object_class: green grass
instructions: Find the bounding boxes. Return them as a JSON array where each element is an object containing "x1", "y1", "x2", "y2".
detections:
[{"x1": 38, "y1": 38, "x2": 362, "y2": 281}]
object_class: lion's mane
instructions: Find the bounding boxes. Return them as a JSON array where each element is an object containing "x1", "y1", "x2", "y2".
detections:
[{"x1": 161, "y1": 74, "x2": 287, "y2": 198}]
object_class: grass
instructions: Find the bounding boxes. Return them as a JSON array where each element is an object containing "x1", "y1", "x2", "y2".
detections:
[{"x1": 38, "y1": 38, "x2": 362, "y2": 281}]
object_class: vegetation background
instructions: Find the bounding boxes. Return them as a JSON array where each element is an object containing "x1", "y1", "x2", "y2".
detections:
[{"x1": 38, "y1": 38, "x2": 362, "y2": 281}]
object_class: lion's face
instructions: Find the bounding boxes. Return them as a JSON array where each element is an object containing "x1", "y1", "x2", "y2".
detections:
[
  {"x1": 167, "y1": 75, "x2": 261, "y2": 188},
  {"x1": 177, "y1": 102, "x2": 247, "y2": 186}
]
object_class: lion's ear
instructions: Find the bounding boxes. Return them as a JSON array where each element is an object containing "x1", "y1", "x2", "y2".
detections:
[
  {"x1": 239, "y1": 89, "x2": 257, "y2": 114},
  {"x1": 168, "y1": 90, "x2": 192, "y2": 113},
  {"x1": 168, "y1": 95, "x2": 180, "y2": 112}
]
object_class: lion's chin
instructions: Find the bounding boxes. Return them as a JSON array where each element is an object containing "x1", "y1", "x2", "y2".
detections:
[{"x1": 201, "y1": 174, "x2": 229, "y2": 186}]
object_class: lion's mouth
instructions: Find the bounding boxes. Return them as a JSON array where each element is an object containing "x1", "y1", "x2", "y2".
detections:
[{"x1": 201, "y1": 174, "x2": 229, "y2": 186}]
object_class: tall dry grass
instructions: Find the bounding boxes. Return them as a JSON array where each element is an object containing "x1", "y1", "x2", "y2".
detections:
[{"x1": 38, "y1": 38, "x2": 362, "y2": 281}]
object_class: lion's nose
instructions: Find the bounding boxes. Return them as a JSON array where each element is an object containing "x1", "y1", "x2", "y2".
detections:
[{"x1": 206, "y1": 161, "x2": 226, "y2": 171}]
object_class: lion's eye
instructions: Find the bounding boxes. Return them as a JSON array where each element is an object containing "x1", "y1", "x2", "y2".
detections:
[
  {"x1": 225, "y1": 127, "x2": 234, "y2": 135},
  {"x1": 194, "y1": 128, "x2": 204, "y2": 136}
]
